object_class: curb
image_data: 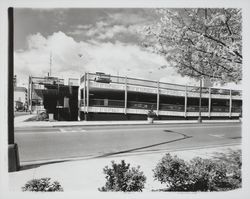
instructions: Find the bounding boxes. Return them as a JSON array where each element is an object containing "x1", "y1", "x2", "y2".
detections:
[{"x1": 15, "y1": 120, "x2": 241, "y2": 129}]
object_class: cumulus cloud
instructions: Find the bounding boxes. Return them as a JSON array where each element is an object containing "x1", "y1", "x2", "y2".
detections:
[
  {"x1": 71, "y1": 19, "x2": 143, "y2": 43},
  {"x1": 14, "y1": 31, "x2": 203, "y2": 88}
]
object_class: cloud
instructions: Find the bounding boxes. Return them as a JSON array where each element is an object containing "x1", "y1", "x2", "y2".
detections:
[
  {"x1": 96, "y1": 25, "x2": 129, "y2": 40},
  {"x1": 26, "y1": 33, "x2": 47, "y2": 49},
  {"x1": 76, "y1": 24, "x2": 93, "y2": 29},
  {"x1": 69, "y1": 18, "x2": 143, "y2": 43},
  {"x1": 67, "y1": 29, "x2": 85, "y2": 36},
  {"x1": 68, "y1": 24, "x2": 94, "y2": 36},
  {"x1": 14, "y1": 31, "x2": 205, "y2": 88},
  {"x1": 107, "y1": 11, "x2": 154, "y2": 26}
]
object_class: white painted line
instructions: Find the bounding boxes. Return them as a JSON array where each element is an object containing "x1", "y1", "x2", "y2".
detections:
[
  {"x1": 84, "y1": 125, "x2": 240, "y2": 133},
  {"x1": 59, "y1": 128, "x2": 86, "y2": 133},
  {"x1": 16, "y1": 125, "x2": 240, "y2": 135},
  {"x1": 209, "y1": 134, "x2": 225, "y2": 138}
]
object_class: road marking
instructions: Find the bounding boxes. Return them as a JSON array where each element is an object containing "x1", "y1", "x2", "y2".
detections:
[
  {"x1": 82, "y1": 125, "x2": 240, "y2": 133},
  {"x1": 16, "y1": 125, "x2": 240, "y2": 134},
  {"x1": 209, "y1": 134, "x2": 225, "y2": 138},
  {"x1": 59, "y1": 128, "x2": 86, "y2": 133}
]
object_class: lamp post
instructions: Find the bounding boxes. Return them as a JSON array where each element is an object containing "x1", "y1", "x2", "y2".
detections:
[{"x1": 8, "y1": 7, "x2": 20, "y2": 172}]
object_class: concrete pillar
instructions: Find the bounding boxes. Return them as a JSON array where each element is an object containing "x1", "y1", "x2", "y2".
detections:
[
  {"x1": 28, "y1": 76, "x2": 31, "y2": 111},
  {"x1": 86, "y1": 73, "x2": 89, "y2": 113},
  {"x1": 208, "y1": 87, "x2": 211, "y2": 118},
  {"x1": 77, "y1": 79, "x2": 81, "y2": 121},
  {"x1": 124, "y1": 76, "x2": 127, "y2": 114},
  {"x1": 229, "y1": 89, "x2": 232, "y2": 118},
  {"x1": 198, "y1": 78, "x2": 202, "y2": 123},
  {"x1": 157, "y1": 81, "x2": 160, "y2": 116},
  {"x1": 184, "y1": 85, "x2": 187, "y2": 117},
  {"x1": 83, "y1": 73, "x2": 86, "y2": 113}
]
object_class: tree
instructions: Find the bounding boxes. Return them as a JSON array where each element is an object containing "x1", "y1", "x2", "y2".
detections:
[{"x1": 143, "y1": 8, "x2": 242, "y2": 84}]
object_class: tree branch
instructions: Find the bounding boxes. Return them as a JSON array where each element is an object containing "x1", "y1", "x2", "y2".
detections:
[{"x1": 187, "y1": 27, "x2": 242, "y2": 59}]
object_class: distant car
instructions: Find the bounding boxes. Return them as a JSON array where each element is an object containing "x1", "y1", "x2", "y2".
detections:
[
  {"x1": 94, "y1": 72, "x2": 112, "y2": 83},
  {"x1": 14, "y1": 101, "x2": 24, "y2": 111}
]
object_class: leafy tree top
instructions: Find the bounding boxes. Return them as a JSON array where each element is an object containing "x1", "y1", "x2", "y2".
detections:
[{"x1": 143, "y1": 8, "x2": 242, "y2": 84}]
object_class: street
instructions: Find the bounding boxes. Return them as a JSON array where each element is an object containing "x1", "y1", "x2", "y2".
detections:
[{"x1": 15, "y1": 123, "x2": 241, "y2": 164}]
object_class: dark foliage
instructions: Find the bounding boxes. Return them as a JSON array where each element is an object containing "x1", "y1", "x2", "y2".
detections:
[
  {"x1": 22, "y1": 177, "x2": 63, "y2": 192},
  {"x1": 153, "y1": 151, "x2": 241, "y2": 191},
  {"x1": 99, "y1": 160, "x2": 146, "y2": 192}
]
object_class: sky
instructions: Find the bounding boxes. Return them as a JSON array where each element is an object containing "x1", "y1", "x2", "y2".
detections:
[{"x1": 13, "y1": 8, "x2": 241, "y2": 89}]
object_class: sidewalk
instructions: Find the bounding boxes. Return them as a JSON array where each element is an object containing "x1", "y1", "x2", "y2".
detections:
[
  {"x1": 14, "y1": 114, "x2": 35, "y2": 123},
  {"x1": 14, "y1": 114, "x2": 241, "y2": 128},
  {"x1": 8, "y1": 144, "x2": 241, "y2": 192}
]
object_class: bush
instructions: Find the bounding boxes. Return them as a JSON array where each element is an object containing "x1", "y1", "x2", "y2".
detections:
[
  {"x1": 25, "y1": 112, "x2": 49, "y2": 122},
  {"x1": 214, "y1": 149, "x2": 242, "y2": 189},
  {"x1": 147, "y1": 106, "x2": 156, "y2": 118},
  {"x1": 187, "y1": 158, "x2": 229, "y2": 191},
  {"x1": 153, "y1": 152, "x2": 241, "y2": 191},
  {"x1": 99, "y1": 160, "x2": 146, "y2": 192},
  {"x1": 36, "y1": 112, "x2": 49, "y2": 121},
  {"x1": 22, "y1": 178, "x2": 63, "y2": 192},
  {"x1": 153, "y1": 153, "x2": 190, "y2": 191}
]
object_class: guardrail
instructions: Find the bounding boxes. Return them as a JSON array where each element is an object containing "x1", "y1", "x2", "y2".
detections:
[
  {"x1": 81, "y1": 73, "x2": 242, "y2": 97},
  {"x1": 231, "y1": 107, "x2": 242, "y2": 113},
  {"x1": 89, "y1": 99, "x2": 124, "y2": 108},
  {"x1": 127, "y1": 101, "x2": 156, "y2": 110},
  {"x1": 211, "y1": 106, "x2": 230, "y2": 112},
  {"x1": 31, "y1": 76, "x2": 64, "y2": 85},
  {"x1": 187, "y1": 106, "x2": 208, "y2": 112},
  {"x1": 80, "y1": 98, "x2": 241, "y2": 113},
  {"x1": 160, "y1": 104, "x2": 184, "y2": 112}
]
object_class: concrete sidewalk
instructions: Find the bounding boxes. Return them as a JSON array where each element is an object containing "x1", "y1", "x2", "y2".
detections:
[
  {"x1": 14, "y1": 114, "x2": 35, "y2": 123},
  {"x1": 8, "y1": 144, "x2": 240, "y2": 192},
  {"x1": 14, "y1": 114, "x2": 241, "y2": 128}
]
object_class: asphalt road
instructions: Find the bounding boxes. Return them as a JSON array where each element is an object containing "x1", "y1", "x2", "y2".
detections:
[{"x1": 15, "y1": 123, "x2": 241, "y2": 164}]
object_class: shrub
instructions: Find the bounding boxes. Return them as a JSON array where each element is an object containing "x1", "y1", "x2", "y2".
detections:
[
  {"x1": 36, "y1": 112, "x2": 49, "y2": 121},
  {"x1": 153, "y1": 151, "x2": 242, "y2": 192},
  {"x1": 188, "y1": 157, "x2": 229, "y2": 191},
  {"x1": 22, "y1": 177, "x2": 63, "y2": 192},
  {"x1": 147, "y1": 106, "x2": 156, "y2": 118},
  {"x1": 214, "y1": 149, "x2": 242, "y2": 189},
  {"x1": 153, "y1": 153, "x2": 190, "y2": 191},
  {"x1": 99, "y1": 160, "x2": 146, "y2": 192}
]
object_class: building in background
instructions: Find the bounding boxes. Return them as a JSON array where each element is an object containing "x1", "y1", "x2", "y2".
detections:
[
  {"x1": 79, "y1": 72, "x2": 242, "y2": 121},
  {"x1": 14, "y1": 86, "x2": 28, "y2": 111},
  {"x1": 14, "y1": 75, "x2": 28, "y2": 111},
  {"x1": 28, "y1": 75, "x2": 79, "y2": 121}
]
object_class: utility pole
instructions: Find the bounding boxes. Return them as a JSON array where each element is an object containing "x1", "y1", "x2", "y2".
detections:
[{"x1": 8, "y1": 7, "x2": 20, "y2": 172}]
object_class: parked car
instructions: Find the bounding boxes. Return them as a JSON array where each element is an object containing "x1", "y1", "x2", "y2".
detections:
[
  {"x1": 94, "y1": 72, "x2": 112, "y2": 83},
  {"x1": 14, "y1": 101, "x2": 24, "y2": 111}
]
